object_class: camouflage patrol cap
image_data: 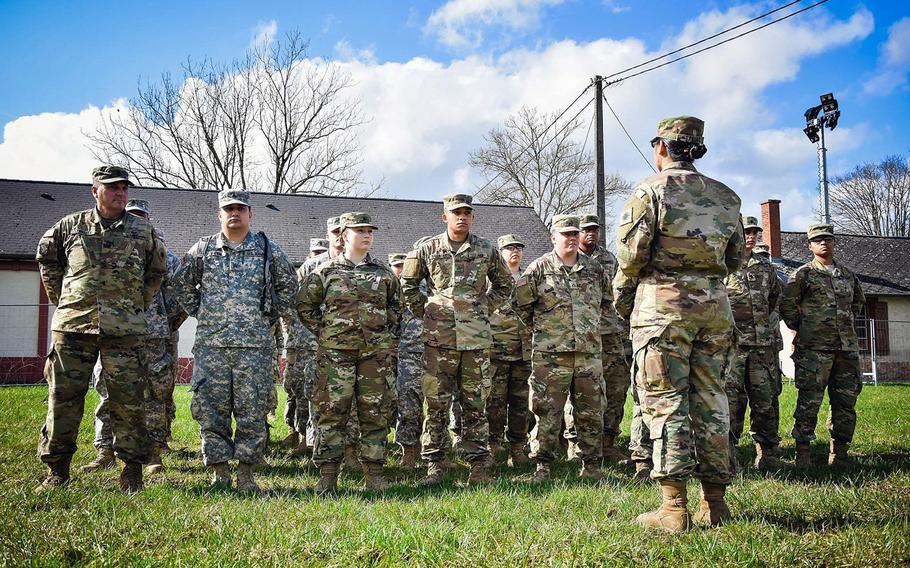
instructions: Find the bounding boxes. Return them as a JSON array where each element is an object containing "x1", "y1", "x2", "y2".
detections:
[
  {"x1": 340, "y1": 211, "x2": 378, "y2": 230},
  {"x1": 754, "y1": 243, "x2": 770, "y2": 256},
  {"x1": 388, "y1": 253, "x2": 407, "y2": 266},
  {"x1": 309, "y1": 238, "x2": 329, "y2": 252},
  {"x1": 651, "y1": 116, "x2": 705, "y2": 146},
  {"x1": 743, "y1": 216, "x2": 762, "y2": 231},
  {"x1": 579, "y1": 214, "x2": 600, "y2": 229},
  {"x1": 497, "y1": 234, "x2": 525, "y2": 249},
  {"x1": 442, "y1": 193, "x2": 474, "y2": 211},
  {"x1": 550, "y1": 214, "x2": 581, "y2": 233},
  {"x1": 92, "y1": 164, "x2": 134, "y2": 186},
  {"x1": 326, "y1": 216, "x2": 341, "y2": 231},
  {"x1": 413, "y1": 236, "x2": 432, "y2": 249},
  {"x1": 807, "y1": 223, "x2": 835, "y2": 240},
  {"x1": 218, "y1": 189, "x2": 250, "y2": 208},
  {"x1": 125, "y1": 199, "x2": 150, "y2": 216}
]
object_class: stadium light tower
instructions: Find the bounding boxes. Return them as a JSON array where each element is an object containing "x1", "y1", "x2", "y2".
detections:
[{"x1": 803, "y1": 92, "x2": 841, "y2": 223}]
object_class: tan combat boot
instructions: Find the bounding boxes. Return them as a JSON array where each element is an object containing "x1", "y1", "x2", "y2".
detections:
[
  {"x1": 602, "y1": 435, "x2": 629, "y2": 463},
  {"x1": 364, "y1": 463, "x2": 391, "y2": 491},
  {"x1": 210, "y1": 462, "x2": 232, "y2": 489},
  {"x1": 80, "y1": 447, "x2": 116, "y2": 473},
  {"x1": 579, "y1": 460, "x2": 604, "y2": 481},
  {"x1": 635, "y1": 480, "x2": 690, "y2": 533},
  {"x1": 343, "y1": 445, "x2": 362, "y2": 473},
  {"x1": 35, "y1": 457, "x2": 72, "y2": 493},
  {"x1": 633, "y1": 461, "x2": 652, "y2": 483},
  {"x1": 315, "y1": 463, "x2": 339, "y2": 496},
  {"x1": 400, "y1": 444, "x2": 420, "y2": 469},
  {"x1": 145, "y1": 445, "x2": 164, "y2": 475},
  {"x1": 290, "y1": 437, "x2": 310, "y2": 458},
  {"x1": 489, "y1": 441, "x2": 505, "y2": 464},
  {"x1": 692, "y1": 482, "x2": 731, "y2": 527},
  {"x1": 754, "y1": 442, "x2": 788, "y2": 471},
  {"x1": 280, "y1": 429, "x2": 299, "y2": 449},
  {"x1": 119, "y1": 461, "x2": 144, "y2": 494},
  {"x1": 467, "y1": 459, "x2": 492, "y2": 485},
  {"x1": 508, "y1": 442, "x2": 530, "y2": 466},
  {"x1": 418, "y1": 461, "x2": 445, "y2": 487},
  {"x1": 236, "y1": 462, "x2": 260, "y2": 492},
  {"x1": 795, "y1": 442, "x2": 812, "y2": 468},
  {"x1": 439, "y1": 456, "x2": 458, "y2": 470},
  {"x1": 828, "y1": 440, "x2": 855, "y2": 467},
  {"x1": 531, "y1": 462, "x2": 551, "y2": 483}
]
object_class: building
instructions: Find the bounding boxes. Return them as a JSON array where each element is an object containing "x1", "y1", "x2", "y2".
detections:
[{"x1": 0, "y1": 178, "x2": 552, "y2": 384}]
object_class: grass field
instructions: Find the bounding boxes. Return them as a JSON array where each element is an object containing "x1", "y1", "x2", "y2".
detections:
[{"x1": 0, "y1": 383, "x2": 908, "y2": 567}]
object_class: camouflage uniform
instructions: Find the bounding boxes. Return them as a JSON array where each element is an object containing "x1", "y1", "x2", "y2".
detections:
[
  {"x1": 614, "y1": 118, "x2": 743, "y2": 486},
  {"x1": 172, "y1": 202, "x2": 298, "y2": 467},
  {"x1": 36, "y1": 195, "x2": 167, "y2": 467},
  {"x1": 402, "y1": 198, "x2": 513, "y2": 466},
  {"x1": 516, "y1": 218, "x2": 610, "y2": 467},
  {"x1": 280, "y1": 313, "x2": 310, "y2": 434},
  {"x1": 297, "y1": 237, "x2": 400, "y2": 467},
  {"x1": 391, "y1": 251, "x2": 426, "y2": 449},
  {"x1": 779, "y1": 225, "x2": 865, "y2": 447}
]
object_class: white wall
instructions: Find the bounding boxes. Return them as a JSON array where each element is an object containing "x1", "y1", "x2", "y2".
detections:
[
  {"x1": 779, "y1": 320, "x2": 794, "y2": 379},
  {"x1": 0, "y1": 270, "x2": 41, "y2": 356}
]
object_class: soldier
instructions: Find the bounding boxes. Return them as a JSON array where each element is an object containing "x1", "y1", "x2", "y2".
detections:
[
  {"x1": 516, "y1": 216, "x2": 609, "y2": 482},
  {"x1": 724, "y1": 216, "x2": 786, "y2": 472},
  {"x1": 297, "y1": 212, "x2": 400, "y2": 494},
  {"x1": 310, "y1": 238, "x2": 329, "y2": 257},
  {"x1": 488, "y1": 234, "x2": 531, "y2": 466},
  {"x1": 172, "y1": 189, "x2": 298, "y2": 491},
  {"x1": 754, "y1": 242, "x2": 787, "y2": 398},
  {"x1": 82, "y1": 199, "x2": 185, "y2": 476},
  {"x1": 389, "y1": 252, "x2": 424, "y2": 469},
  {"x1": 614, "y1": 116, "x2": 743, "y2": 532},
  {"x1": 576, "y1": 214, "x2": 630, "y2": 463},
  {"x1": 402, "y1": 194, "x2": 513, "y2": 486},
  {"x1": 35, "y1": 165, "x2": 167, "y2": 493},
  {"x1": 780, "y1": 224, "x2": 865, "y2": 468}
]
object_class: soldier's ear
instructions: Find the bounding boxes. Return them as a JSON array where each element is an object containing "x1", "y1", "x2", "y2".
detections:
[{"x1": 441, "y1": 211, "x2": 447, "y2": 223}]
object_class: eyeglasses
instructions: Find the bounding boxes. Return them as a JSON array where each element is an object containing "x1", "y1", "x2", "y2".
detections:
[{"x1": 503, "y1": 245, "x2": 524, "y2": 251}]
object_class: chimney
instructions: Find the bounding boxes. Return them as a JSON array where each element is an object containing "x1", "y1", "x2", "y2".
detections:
[{"x1": 760, "y1": 199, "x2": 782, "y2": 258}]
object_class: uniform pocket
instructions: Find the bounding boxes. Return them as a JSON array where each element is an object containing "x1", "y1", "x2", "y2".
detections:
[
  {"x1": 642, "y1": 344, "x2": 673, "y2": 392},
  {"x1": 792, "y1": 349, "x2": 820, "y2": 390}
]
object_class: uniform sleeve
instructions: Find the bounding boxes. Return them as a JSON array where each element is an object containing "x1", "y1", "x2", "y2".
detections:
[
  {"x1": 514, "y1": 262, "x2": 539, "y2": 330},
  {"x1": 271, "y1": 245, "x2": 300, "y2": 317},
  {"x1": 851, "y1": 272, "x2": 866, "y2": 318},
  {"x1": 171, "y1": 242, "x2": 203, "y2": 317},
  {"x1": 779, "y1": 269, "x2": 804, "y2": 331},
  {"x1": 296, "y1": 269, "x2": 327, "y2": 340},
  {"x1": 767, "y1": 263, "x2": 782, "y2": 314},
  {"x1": 401, "y1": 248, "x2": 429, "y2": 319},
  {"x1": 163, "y1": 250, "x2": 188, "y2": 331},
  {"x1": 143, "y1": 230, "x2": 168, "y2": 309},
  {"x1": 614, "y1": 185, "x2": 657, "y2": 317},
  {"x1": 724, "y1": 219, "x2": 746, "y2": 274},
  {"x1": 35, "y1": 221, "x2": 66, "y2": 305},
  {"x1": 485, "y1": 245, "x2": 514, "y2": 312},
  {"x1": 387, "y1": 270, "x2": 403, "y2": 340},
  {"x1": 599, "y1": 265, "x2": 614, "y2": 329}
]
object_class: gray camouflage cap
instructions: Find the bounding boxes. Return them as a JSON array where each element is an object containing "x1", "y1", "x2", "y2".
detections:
[
  {"x1": 326, "y1": 216, "x2": 341, "y2": 231},
  {"x1": 743, "y1": 216, "x2": 762, "y2": 231},
  {"x1": 550, "y1": 214, "x2": 581, "y2": 233},
  {"x1": 388, "y1": 253, "x2": 407, "y2": 266},
  {"x1": 309, "y1": 238, "x2": 329, "y2": 252},
  {"x1": 92, "y1": 165, "x2": 134, "y2": 186},
  {"x1": 125, "y1": 199, "x2": 150, "y2": 216},
  {"x1": 218, "y1": 189, "x2": 250, "y2": 208},
  {"x1": 754, "y1": 243, "x2": 770, "y2": 255}
]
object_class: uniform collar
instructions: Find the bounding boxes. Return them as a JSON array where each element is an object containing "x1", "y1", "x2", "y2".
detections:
[
  {"x1": 215, "y1": 231, "x2": 256, "y2": 250},
  {"x1": 548, "y1": 250, "x2": 586, "y2": 273},
  {"x1": 442, "y1": 231, "x2": 474, "y2": 254},
  {"x1": 91, "y1": 207, "x2": 127, "y2": 230},
  {"x1": 663, "y1": 160, "x2": 697, "y2": 172}
]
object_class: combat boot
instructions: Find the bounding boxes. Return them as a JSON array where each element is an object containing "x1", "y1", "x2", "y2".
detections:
[
  {"x1": 754, "y1": 442, "x2": 788, "y2": 471},
  {"x1": 467, "y1": 459, "x2": 492, "y2": 485},
  {"x1": 290, "y1": 438, "x2": 310, "y2": 458},
  {"x1": 364, "y1": 463, "x2": 390, "y2": 491},
  {"x1": 729, "y1": 445, "x2": 740, "y2": 476},
  {"x1": 566, "y1": 441, "x2": 582, "y2": 464},
  {"x1": 531, "y1": 462, "x2": 551, "y2": 483},
  {"x1": 81, "y1": 447, "x2": 116, "y2": 473},
  {"x1": 400, "y1": 444, "x2": 420, "y2": 469},
  {"x1": 343, "y1": 445, "x2": 362, "y2": 473},
  {"x1": 794, "y1": 442, "x2": 812, "y2": 468},
  {"x1": 439, "y1": 456, "x2": 458, "y2": 470},
  {"x1": 579, "y1": 460, "x2": 604, "y2": 481},
  {"x1": 315, "y1": 463, "x2": 339, "y2": 496},
  {"x1": 210, "y1": 462, "x2": 232, "y2": 489},
  {"x1": 236, "y1": 462, "x2": 260, "y2": 492},
  {"x1": 635, "y1": 480, "x2": 690, "y2": 533},
  {"x1": 602, "y1": 435, "x2": 628, "y2": 463},
  {"x1": 508, "y1": 442, "x2": 530, "y2": 466},
  {"x1": 828, "y1": 440, "x2": 855, "y2": 467},
  {"x1": 489, "y1": 441, "x2": 505, "y2": 464},
  {"x1": 692, "y1": 482, "x2": 730, "y2": 527},
  {"x1": 633, "y1": 461, "x2": 652, "y2": 483},
  {"x1": 145, "y1": 445, "x2": 164, "y2": 475},
  {"x1": 280, "y1": 429, "x2": 299, "y2": 449},
  {"x1": 418, "y1": 461, "x2": 445, "y2": 487},
  {"x1": 119, "y1": 461, "x2": 144, "y2": 494},
  {"x1": 35, "y1": 457, "x2": 72, "y2": 493}
]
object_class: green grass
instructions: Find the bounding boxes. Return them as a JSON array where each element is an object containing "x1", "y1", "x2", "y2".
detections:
[{"x1": 0, "y1": 383, "x2": 908, "y2": 567}]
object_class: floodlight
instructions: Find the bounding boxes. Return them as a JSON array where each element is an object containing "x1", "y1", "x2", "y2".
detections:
[
  {"x1": 820, "y1": 92, "x2": 838, "y2": 113},
  {"x1": 803, "y1": 125, "x2": 820, "y2": 143},
  {"x1": 804, "y1": 105, "x2": 822, "y2": 121}
]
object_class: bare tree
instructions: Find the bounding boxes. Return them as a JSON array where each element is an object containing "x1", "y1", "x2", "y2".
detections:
[
  {"x1": 470, "y1": 106, "x2": 631, "y2": 226},
  {"x1": 89, "y1": 32, "x2": 372, "y2": 196},
  {"x1": 829, "y1": 155, "x2": 910, "y2": 237}
]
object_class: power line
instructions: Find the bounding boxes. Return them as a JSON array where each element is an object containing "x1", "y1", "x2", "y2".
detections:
[
  {"x1": 602, "y1": 92, "x2": 657, "y2": 174},
  {"x1": 604, "y1": 0, "x2": 831, "y2": 87}
]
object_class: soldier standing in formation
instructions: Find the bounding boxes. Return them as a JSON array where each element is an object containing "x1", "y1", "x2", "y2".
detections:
[
  {"x1": 35, "y1": 166, "x2": 167, "y2": 493},
  {"x1": 517, "y1": 215, "x2": 609, "y2": 482},
  {"x1": 297, "y1": 212, "x2": 400, "y2": 494},
  {"x1": 780, "y1": 224, "x2": 865, "y2": 468},
  {"x1": 724, "y1": 216, "x2": 786, "y2": 472},
  {"x1": 487, "y1": 234, "x2": 531, "y2": 466},
  {"x1": 172, "y1": 189, "x2": 298, "y2": 491},
  {"x1": 615, "y1": 116, "x2": 743, "y2": 533},
  {"x1": 402, "y1": 194, "x2": 513, "y2": 486}
]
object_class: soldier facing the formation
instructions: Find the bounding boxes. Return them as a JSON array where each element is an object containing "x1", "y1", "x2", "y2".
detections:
[
  {"x1": 614, "y1": 116, "x2": 744, "y2": 532},
  {"x1": 35, "y1": 165, "x2": 167, "y2": 493}
]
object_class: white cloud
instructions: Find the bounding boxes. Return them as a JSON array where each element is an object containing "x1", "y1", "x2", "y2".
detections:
[
  {"x1": 250, "y1": 20, "x2": 278, "y2": 50},
  {"x1": 602, "y1": 1, "x2": 629, "y2": 15},
  {"x1": 333, "y1": 40, "x2": 377, "y2": 64},
  {"x1": 425, "y1": 0, "x2": 565, "y2": 49},
  {"x1": 865, "y1": 17, "x2": 910, "y2": 95}
]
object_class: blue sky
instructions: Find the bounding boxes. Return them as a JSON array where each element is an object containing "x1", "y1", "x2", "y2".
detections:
[{"x1": 1, "y1": 0, "x2": 908, "y2": 231}]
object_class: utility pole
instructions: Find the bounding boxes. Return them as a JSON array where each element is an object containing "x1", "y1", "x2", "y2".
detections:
[
  {"x1": 593, "y1": 75, "x2": 606, "y2": 247},
  {"x1": 817, "y1": 123, "x2": 830, "y2": 224},
  {"x1": 802, "y1": 92, "x2": 839, "y2": 224}
]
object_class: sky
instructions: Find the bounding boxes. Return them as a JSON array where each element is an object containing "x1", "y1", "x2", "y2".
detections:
[{"x1": 0, "y1": 0, "x2": 908, "y2": 233}]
